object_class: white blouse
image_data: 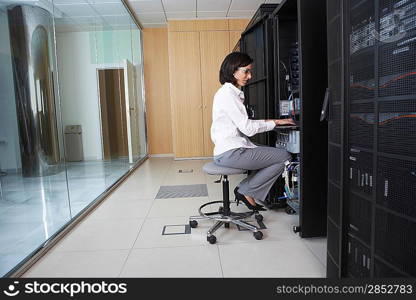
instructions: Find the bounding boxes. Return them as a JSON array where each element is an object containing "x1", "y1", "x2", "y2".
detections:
[{"x1": 211, "y1": 82, "x2": 276, "y2": 156}]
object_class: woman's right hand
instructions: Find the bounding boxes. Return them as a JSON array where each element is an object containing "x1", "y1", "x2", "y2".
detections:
[{"x1": 274, "y1": 118, "x2": 296, "y2": 126}]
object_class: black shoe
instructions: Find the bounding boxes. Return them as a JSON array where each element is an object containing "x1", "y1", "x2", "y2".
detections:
[{"x1": 234, "y1": 187, "x2": 266, "y2": 211}]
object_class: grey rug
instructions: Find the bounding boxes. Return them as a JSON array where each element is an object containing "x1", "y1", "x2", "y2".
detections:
[{"x1": 155, "y1": 184, "x2": 208, "y2": 199}]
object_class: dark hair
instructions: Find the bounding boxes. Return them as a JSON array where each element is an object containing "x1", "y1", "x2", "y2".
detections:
[{"x1": 219, "y1": 52, "x2": 253, "y2": 85}]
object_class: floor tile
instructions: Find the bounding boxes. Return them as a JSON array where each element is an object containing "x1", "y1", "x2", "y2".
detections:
[
  {"x1": 147, "y1": 197, "x2": 211, "y2": 218},
  {"x1": 219, "y1": 240, "x2": 326, "y2": 278},
  {"x1": 121, "y1": 175, "x2": 165, "y2": 188},
  {"x1": 23, "y1": 250, "x2": 129, "y2": 278},
  {"x1": 52, "y1": 218, "x2": 144, "y2": 252},
  {"x1": 162, "y1": 173, "x2": 207, "y2": 186},
  {"x1": 119, "y1": 246, "x2": 222, "y2": 277},
  {"x1": 301, "y1": 237, "x2": 327, "y2": 266},
  {"x1": 133, "y1": 216, "x2": 214, "y2": 249},
  {"x1": 113, "y1": 183, "x2": 160, "y2": 199},
  {"x1": 87, "y1": 198, "x2": 153, "y2": 221}
]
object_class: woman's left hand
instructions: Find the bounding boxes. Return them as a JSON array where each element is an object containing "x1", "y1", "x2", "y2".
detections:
[{"x1": 274, "y1": 118, "x2": 296, "y2": 126}]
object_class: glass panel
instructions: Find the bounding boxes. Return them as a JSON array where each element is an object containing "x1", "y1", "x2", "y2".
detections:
[
  {"x1": 0, "y1": 0, "x2": 147, "y2": 276},
  {"x1": 53, "y1": 1, "x2": 145, "y2": 216},
  {"x1": 90, "y1": 2, "x2": 135, "y2": 192},
  {"x1": 0, "y1": 0, "x2": 71, "y2": 276},
  {"x1": 132, "y1": 26, "x2": 148, "y2": 160}
]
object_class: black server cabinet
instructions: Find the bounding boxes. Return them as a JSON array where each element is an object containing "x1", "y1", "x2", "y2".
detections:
[
  {"x1": 272, "y1": 0, "x2": 328, "y2": 238},
  {"x1": 326, "y1": 0, "x2": 416, "y2": 278},
  {"x1": 326, "y1": 0, "x2": 344, "y2": 278},
  {"x1": 240, "y1": 4, "x2": 278, "y2": 147}
]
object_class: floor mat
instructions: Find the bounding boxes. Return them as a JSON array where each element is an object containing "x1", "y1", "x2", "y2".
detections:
[{"x1": 155, "y1": 184, "x2": 208, "y2": 199}]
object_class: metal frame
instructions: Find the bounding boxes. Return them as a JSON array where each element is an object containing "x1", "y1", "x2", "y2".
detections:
[{"x1": 189, "y1": 175, "x2": 263, "y2": 241}]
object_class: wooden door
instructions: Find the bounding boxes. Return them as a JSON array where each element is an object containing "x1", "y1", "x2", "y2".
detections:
[
  {"x1": 143, "y1": 28, "x2": 172, "y2": 155},
  {"x1": 199, "y1": 31, "x2": 230, "y2": 157},
  {"x1": 169, "y1": 31, "x2": 204, "y2": 158},
  {"x1": 98, "y1": 69, "x2": 128, "y2": 159}
]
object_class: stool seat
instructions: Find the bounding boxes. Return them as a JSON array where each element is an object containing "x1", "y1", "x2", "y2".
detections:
[{"x1": 203, "y1": 162, "x2": 245, "y2": 175}]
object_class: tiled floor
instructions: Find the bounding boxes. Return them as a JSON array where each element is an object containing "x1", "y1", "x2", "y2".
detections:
[
  {"x1": 0, "y1": 158, "x2": 144, "y2": 276},
  {"x1": 23, "y1": 157, "x2": 327, "y2": 278}
]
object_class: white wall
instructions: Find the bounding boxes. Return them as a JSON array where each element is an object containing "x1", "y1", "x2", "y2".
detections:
[
  {"x1": 0, "y1": 9, "x2": 21, "y2": 171},
  {"x1": 56, "y1": 31, "x2": 103, "y2": 160}
]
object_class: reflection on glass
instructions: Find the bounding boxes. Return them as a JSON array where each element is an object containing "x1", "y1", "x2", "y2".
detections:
[
  {"x1": 131, "y1": 28, "x2": 148, "y2": 160},
  {"x1": 8, "y1": 4, "x2": 60, "y2": 177},
  {"x1": 0, "y1": 0, "x2": 147, "y2": 276},
  {"x1": 0, "y1": 1, "x2": 71, "y2": 277}
]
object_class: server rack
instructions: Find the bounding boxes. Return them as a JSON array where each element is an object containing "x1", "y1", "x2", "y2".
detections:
[
  {"x1": 326, "y1": 0, "x2": 416, "y2": 277},
  {"x1": 240, "y1": 4, "x2": 278, "y2": 147},
  {"x1": 272, "y1": 0, "x2": 328, "y2": 237}
]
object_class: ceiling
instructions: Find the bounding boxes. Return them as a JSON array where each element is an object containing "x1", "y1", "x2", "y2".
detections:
[
  {"x1": 129, "y1": 0, "x2": 282, "y2": 27},
  {"x1": 1, "y1": 0, "x2": 283, "y2": 30}
]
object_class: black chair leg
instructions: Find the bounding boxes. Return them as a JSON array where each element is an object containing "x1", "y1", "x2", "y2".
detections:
[{"x1": 222, "y1": 175, "x2": 230, "y2": 216}]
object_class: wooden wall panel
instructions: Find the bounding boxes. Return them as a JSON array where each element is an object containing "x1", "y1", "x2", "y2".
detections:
[
  {"x1": 228, "y1": 19, "x2": 250, "y2": 31},
  {"x1": 168, "y1": 31, "x2": 204, "y2": 158},
  {"x1": 199, "y1": 31, "x2": 230, "y2": 156},
  {"x1": 143, "y1": 28, "x2": 173, "y2": 155},
  {"x1": 168, "y1": 19, "x2": 228, "y2": 32},
  {"x1": 168, "y1": 20, "x2": 197, "y2": 32},
  {"x1": 197, "y1": 19, "x2": 228, "y2": 31},
  {"x1": 145, "y1": 19, "x2": 251, "y2": 158},
  {"x1": 229, "y1": 31, "x2": 242, "y2": 51}
]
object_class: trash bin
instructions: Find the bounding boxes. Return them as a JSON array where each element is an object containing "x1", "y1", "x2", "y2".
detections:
[{"x1": 64, "y1": 125, "x2": 84, "y2": 162}]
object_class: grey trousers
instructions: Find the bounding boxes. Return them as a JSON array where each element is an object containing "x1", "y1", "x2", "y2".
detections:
[{"x1": 214, "y1": 147, "x2": 291, "y2": 202}]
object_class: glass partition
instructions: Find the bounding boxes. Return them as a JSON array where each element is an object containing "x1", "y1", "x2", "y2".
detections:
[{"x1": 0, "y1": 0, "x2": 146, "y2": 276}]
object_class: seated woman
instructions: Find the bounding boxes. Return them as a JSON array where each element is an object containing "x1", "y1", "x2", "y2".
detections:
[{"x1": 211, "y1": 52, "x2": 293, "y2": 211}]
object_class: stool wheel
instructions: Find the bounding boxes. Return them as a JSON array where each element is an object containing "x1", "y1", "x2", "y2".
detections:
[
  {"x1": 253, "y1": 231, "x2": 263, "y2": 240},
  {"x1": 207, "y1": 235, "x2": 217, "y2": 244},
  {"x1": 286, "y1": 207, "x2": 296, "y2": 215},
  {"x1": 189, "y1": 220, "x2": 198, "y2": 228},
  {"x1": 293, "y1": 226, "x2": 301, "y2": 234},
  {"x1": 255, "y1": 214, "x2": 263, "y2": 222}
]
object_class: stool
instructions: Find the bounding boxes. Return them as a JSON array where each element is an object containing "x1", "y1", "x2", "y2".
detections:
[{"x1": 189, "y1": 162, "x2": 264, "y2": 244}]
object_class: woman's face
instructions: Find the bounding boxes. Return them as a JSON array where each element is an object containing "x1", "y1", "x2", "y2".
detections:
[{"x1": 233, "y1": 64, "x2": 252, "y2": 87}]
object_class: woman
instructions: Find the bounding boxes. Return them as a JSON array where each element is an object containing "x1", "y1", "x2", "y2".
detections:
[{"x1": 211, "y1": 52, "x2": 294, "y2": 211}]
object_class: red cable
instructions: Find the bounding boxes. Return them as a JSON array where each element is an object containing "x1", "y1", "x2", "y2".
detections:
[
  {"x1": 350, "y1": 72, "x2": 416, "y2": 90},
  {"x1": 349, "y1": 114, "x2": 416, "y2": 125},
  {"x1": 378, "y1": 114, "x2": 416, "y2": 125}
]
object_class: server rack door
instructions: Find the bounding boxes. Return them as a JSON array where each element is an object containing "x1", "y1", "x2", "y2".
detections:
[
  {"x1": 374, "y1": 0, "x2": 416, "y2": 278},
  {"x1": 326, "y1": 0, "x2": 344, "y2": 278},
  {"x1": 345, "y1": 0, "x2": 416, "y2": 278},
  {"x1": 297, "y1": 0, "x2": 328, "y2": 238}
]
